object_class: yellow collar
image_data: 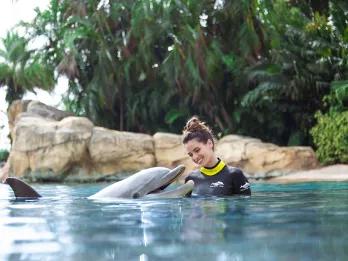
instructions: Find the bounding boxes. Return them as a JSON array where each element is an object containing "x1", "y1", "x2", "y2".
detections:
[{"x1": 200, "y1": 160, "x2": 226, "y2": 176}]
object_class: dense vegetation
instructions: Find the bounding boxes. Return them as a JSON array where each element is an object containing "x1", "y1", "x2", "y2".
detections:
[
  {"x1": 311, "y1": 80, "x2": 348, "y2": 164},
  {"x1": 0, "y1": 0, "x2": 347, "y2": 163}
]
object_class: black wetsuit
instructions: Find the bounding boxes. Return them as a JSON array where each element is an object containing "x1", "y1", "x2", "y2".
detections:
[{"x1": 185, "y1": 159, "x2": 251, "y2": 196}]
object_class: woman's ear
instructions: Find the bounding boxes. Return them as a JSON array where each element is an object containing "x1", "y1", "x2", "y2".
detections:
[{"x1": 207, "y1": 139, "x2": 214, "y2": 149}]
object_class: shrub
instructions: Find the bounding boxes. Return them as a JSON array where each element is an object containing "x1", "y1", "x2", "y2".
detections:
[
  {"x1": 310, "y1": 111, "x2": 348, "y2": 164},
  {"x1": 0, "y1": 149, "x2": 9, "y2": 162}
]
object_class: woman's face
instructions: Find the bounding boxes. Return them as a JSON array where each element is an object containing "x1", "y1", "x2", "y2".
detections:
[{"x1": 184, "y1": 138, "x2": 216, "y2": 168}]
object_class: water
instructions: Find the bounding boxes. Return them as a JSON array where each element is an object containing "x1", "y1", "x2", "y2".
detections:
[{"x1": 1, "y1": 182, "x2": 348, "y2": 261}]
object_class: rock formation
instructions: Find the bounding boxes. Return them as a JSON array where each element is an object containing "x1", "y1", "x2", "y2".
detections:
[{"x1": 6, "y1": 100, "x2": 320, "y2": 182}]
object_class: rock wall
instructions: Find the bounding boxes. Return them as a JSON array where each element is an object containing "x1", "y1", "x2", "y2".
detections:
[
  {"x1": 216, "y1": 135, "x2": 319, "y2": 178},
  {"x1": 6, "y1": 100, "x2": 320, "y2": 181},
  {"x1": 89, "y1": 127, "x2": 155, "y2": 174}
]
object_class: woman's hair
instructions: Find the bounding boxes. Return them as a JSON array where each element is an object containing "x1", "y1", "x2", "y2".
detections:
[{"x1": 182, "y1": 116, "x2": 215, "y2": 147}]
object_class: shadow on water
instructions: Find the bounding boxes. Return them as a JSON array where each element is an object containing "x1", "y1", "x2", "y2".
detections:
[{"x1": 8, "y1": 198, "x2": 41, "y2": 203}]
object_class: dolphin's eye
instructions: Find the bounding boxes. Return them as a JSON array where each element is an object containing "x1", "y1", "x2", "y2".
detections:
[{"x1": 132, "y1": 192, "x2": 140, "y2": 199}]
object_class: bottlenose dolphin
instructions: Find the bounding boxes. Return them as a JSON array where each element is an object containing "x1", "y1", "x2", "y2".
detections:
[
  {"x1": 89, "y1": 165, "x2": 193, "y2": 199},
  {"x1": 4, "y1": 165, "x2": 194, "y2": 199}
]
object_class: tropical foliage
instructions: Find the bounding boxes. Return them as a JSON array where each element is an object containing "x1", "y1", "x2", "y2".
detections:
[
  {"x1": 311, "y1": 110, "x2": 348, "y2": 164},
  {"x1": 1, "y1": 0, "x2": 347, "y2": 161},
  {"x1": 242, "y1": 0, "x2": 348, "y2": 145},
  {"x1": 0, "y1": 32, "x2": 54, "y2": 105},
  {"x1": 20, "y1": 0, "x2": 265, "y2": 133},
  {"x1": 310, "y1": 79, "x2": 348, "y2": 164}
]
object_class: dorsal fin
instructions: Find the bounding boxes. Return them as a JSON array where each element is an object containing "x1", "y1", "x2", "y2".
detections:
[{"x1": 5, "y1": 177, "x2": 41, "y2": 198}]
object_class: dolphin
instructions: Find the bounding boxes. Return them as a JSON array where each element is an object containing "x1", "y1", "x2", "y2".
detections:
[
  {"x1": 89, "y1": 165, "x2": 193, "y2": 199},
  {"x1": 4, "y1": 165, "x2": 194, "y2": 199}
]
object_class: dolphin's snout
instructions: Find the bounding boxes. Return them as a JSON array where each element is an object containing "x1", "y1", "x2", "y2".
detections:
[
  {"x1": 171, "y1": 165, "x2": 185, "y2": 175},
  {"x1": 164, "y1": 165, "x2": 185, "y2": 182}
]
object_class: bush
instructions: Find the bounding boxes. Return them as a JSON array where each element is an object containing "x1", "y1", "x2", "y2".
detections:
[
  {"x1": 0, "y1": 149, "x2": 9, "y2": 162},
  {"x1": 310, "y1": 111, "x2": 348, "y2": 164}
]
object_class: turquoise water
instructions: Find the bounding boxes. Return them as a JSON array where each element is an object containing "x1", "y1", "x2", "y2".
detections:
[{"x1": 1, "y1": 182, "x2": 348, "y2": 260}]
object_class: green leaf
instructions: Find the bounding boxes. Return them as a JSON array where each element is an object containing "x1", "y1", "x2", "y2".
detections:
[{"x1": 165, "y1": 108, "x2": 187, "y2": 125}]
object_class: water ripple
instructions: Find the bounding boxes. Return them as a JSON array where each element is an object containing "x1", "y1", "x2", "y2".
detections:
[{"x1": 0, "y1": 182, "x2": 347, "y2": 260}]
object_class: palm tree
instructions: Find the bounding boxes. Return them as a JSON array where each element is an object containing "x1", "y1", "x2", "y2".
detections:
[{"x1": 0, "y1": 32, "x2": 54, "y2": 106}]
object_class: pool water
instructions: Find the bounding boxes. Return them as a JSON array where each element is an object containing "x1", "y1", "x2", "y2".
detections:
[{"x1": 1, "y1": 182, "x2": 348, "y2": 260}]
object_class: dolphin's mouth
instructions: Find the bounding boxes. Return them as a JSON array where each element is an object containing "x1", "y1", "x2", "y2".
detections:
[
  {"x1": 146, "y1": 180, "x2": 194, "y2": 199},
  {"x1": 148, "y1": 166, "x2": 185, "y2": 194},
  {"x1": 149, "y1": 184, "x2": 170, "y2": 194}
]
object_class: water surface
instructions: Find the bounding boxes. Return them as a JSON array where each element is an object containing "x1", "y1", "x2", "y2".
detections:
[{"x1": 1, "y1": 182, "x2": 348, "y2": 260}]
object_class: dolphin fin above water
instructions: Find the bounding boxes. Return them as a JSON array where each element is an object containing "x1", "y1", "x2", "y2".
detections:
[{"x1": 5, "y1": 177, "x2": 42, "y2": 198}]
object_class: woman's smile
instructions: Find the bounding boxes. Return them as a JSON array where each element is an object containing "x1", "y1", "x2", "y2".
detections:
[
  {"x1": 184, "y1": 138, "x2": 217, "y2": 168},
  {"x1": 195, "y1": 157, "x2": 203, "y2": 165}
]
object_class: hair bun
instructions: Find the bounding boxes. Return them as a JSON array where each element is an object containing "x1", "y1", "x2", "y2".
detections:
[
  {"x1": 182, "y1": 116, "x2": 215, "y2": 147},
  {"x1": 183, "y1": 116, "x2": 209, "y2": 133},
  {"x1": 184, "y1": 117, "x2": 199, "y2": 132}
]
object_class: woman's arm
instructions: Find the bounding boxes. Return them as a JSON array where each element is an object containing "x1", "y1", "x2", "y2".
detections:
[{"x1": 232, "y1": 169, "x2": 251, "y2": 195}]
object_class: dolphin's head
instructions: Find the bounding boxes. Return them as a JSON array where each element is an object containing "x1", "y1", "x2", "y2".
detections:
[
  {"x1": 131, "y1": 165, "x2": 186, "y2": 198},
  {"x1": 88, "y1": 165, "x2": 188, "y2": 199}
]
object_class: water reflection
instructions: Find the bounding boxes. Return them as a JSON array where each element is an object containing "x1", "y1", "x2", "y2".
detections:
[
  {"x1": 0, "y1": 184, "x2": 75, "y2": 260},
  {"x1": 89, "y1": 199, "x2": 187, "y2": 260},
  {"x1": 181, "y1": 196, "x2": 250, "y2": 244},
  {"x1": 1, "y1": 182, "x2": 348, "y2": 260}
]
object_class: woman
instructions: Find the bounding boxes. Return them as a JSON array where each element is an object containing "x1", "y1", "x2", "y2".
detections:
[{"x1": 183, "y1": 116, "x2": 251, "y2": 196}]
